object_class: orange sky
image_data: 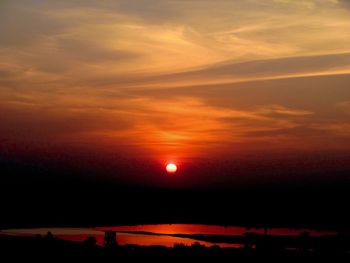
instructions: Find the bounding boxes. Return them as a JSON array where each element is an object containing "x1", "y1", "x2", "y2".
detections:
[{"x1": 1, "y1": 0, "x2": 350, "y2": 168}]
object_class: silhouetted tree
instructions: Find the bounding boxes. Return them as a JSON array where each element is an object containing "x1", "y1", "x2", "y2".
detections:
[
  {"x1": 174, "y1": 243, "x2": 186, "y2": 250},
  {"x1": 104, "y1": 231, "x2": 118, "y2": 248},
  {"x1": 45, "y1": 231, "x2": 53, "y2": 240},
  {"x1": 299, "y1": 231, "x2": 310, "y2": 253},
  {"x1": 84, "y1": 236, "x2": 97, "y2": 247},
  {"x1": 263, "y1": 226, "x2": 269, "y2": 236}
]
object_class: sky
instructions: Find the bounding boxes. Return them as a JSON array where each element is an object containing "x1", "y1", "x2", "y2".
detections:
[{"x1": 1, "y1": 0, "x2": 350, "y2": 186}]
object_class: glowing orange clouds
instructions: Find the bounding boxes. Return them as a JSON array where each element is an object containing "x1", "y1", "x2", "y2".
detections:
[{"x1": 1, "y1": 0, "x2": 350, "y2": 168}]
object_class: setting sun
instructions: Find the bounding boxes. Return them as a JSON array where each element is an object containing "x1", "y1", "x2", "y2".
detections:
[{"x1": 166, "y1": 163, "x2": 177, "y2": 173}]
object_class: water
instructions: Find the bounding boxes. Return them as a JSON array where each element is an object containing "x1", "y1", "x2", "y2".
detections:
[{"x1": 1, "y1": 224, "x2": 334, "y2": 248}]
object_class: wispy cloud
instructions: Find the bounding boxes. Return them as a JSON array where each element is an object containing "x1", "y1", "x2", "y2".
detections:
[{"x1": 1, "y1": 0, "x2": 350, "y2": 159}]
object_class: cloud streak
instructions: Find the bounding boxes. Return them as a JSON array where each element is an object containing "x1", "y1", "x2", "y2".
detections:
[
  {"x1": 1, "y1": 0, "x2": 350, "y2": 161},
  {"x1": 107, "y1": 52, "x2": 350, "y2": 88}
]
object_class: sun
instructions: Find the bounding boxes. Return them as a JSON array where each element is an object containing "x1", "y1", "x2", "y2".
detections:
[{"x1": 166, "y1": 163, "x2": 177, "y2": 173}]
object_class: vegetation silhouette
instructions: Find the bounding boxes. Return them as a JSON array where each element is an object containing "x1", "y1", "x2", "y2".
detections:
[
  {"x1": 1, "y1": 230, "x2": 349, "y2": 262},
  {"x1": 104, "y1": 231, "x2": 118, "y2": 248}
]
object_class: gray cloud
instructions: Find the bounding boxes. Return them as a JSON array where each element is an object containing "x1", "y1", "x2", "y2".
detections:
[
  {"x1": 115, "y1": 0, "x2": 179, "y2": 22},
  {"x1": 155, "y1": 52, "x2": 350, "y2": 82},
  {"x1": 127, "y1": 73, "x2": 350, "y2": 137},
  {"x1": 0, "y1": 103, "x2": 134, "y2": 141},
  {"x1": 339, "y1": 0, "x2": 350, "y2": 9},
  {"x1": 21, "y1": 38, "x2": 142, "y2": 74},
  {"x1": 82, "y1": 52, "x2": 350, "y2": 88},
  {"x1": 243, "y1": 126, "x2": 327, "y2": 138},
  {"x1": 0, "y1": 1, "x2": 68, "y2": 47},
  {"x1": 57, "y1": 38, "x2": 140, "y2": 63}
]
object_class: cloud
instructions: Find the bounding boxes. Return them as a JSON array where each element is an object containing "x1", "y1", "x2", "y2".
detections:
[
  {"x1": 311, "y1": 122, "x2": 350, "y2": 138},
  {"x1": 1, "y1": 0, "x2": 350, "y2": 159},
  {"x1": 0, "y1": 100, "x2": 134, "y2": 143},
  {"x1": 57, "y1": 38, "x2": 140, "y2": 63},
  {"x1": 86, "y1": 52, "x2": 350, "y2": 89},
  {"x1": 115, "y1": 0, "x2": 179, "y2": 22},
  {"x1": 2, "y1": 0, "x2": 350, "y2": 89},
  {"x1": 173, "y1": 52, "x2": 349, "y2": 82},
  {"x1": 336, "y1": 101, "x2": 350, "y2": 114},
  {"x1": 256, "y1": 105, "x2": 313, "y2": 116},
  {"x1": 18, "y1": 38, "x2": 142, "y2": 74},
  {"x1": 0, "y1": 1, "x2": 67, "y2": 47},
  {"x1": 338, "y1": 0, "x2": 350, "y2": 9}
]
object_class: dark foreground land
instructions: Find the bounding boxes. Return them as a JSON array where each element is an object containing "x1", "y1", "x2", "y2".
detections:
[
  {"x1": 1, "y1": 156, "x2": 350, "y2": 232},
  {"x1": 1, "y1": 157, "x2": 350, "y2": 261},
  {"x1": 2, "y1": 183, "x2": 350, "y2": 231},
  {"x1": 1, "y1": 233, "x2": 350, "y2": 262}
]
